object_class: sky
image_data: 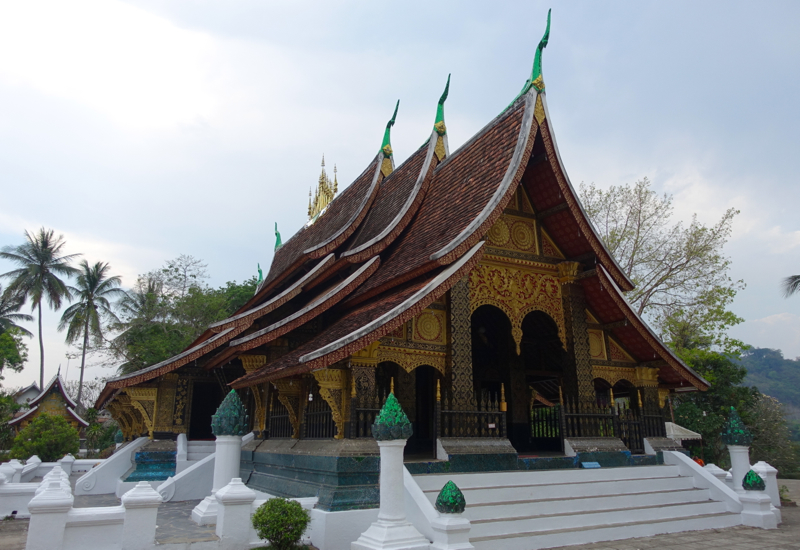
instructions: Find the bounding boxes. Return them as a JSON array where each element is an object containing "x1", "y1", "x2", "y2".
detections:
[{"x1": 1, "y1": 0, "x2": 798, "y2": 391}]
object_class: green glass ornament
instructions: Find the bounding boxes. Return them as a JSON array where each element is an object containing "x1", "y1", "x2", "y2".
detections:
[
  {"x1": 435, "y1": 480, "x2": 466, "y2": 514},
  {"x1": 742, "y1": 470, "x2": 766, "y2": 491},
  {"x1": 372, "y1": 393, "x2": 413, "y2": 441},
  {"x1": 720, "y1": 407, "x2": 753, "y2": 446},
  {"x1": 211, "y1": 390, "x2": 249, "y2": 436}
]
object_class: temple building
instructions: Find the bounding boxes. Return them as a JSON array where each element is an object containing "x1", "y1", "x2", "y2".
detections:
[
  {"x1": 96, "y1": 16, "x2": 709, "y2": 511},
  {"x1": 10, "y1": 374, "x2": 88, "y2": 433}
]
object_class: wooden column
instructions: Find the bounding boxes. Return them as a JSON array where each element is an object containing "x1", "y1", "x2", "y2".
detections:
[
  {"x1": 449, "y1": 277, "x2": 476, "y2": 411},
  {"x1": 558, "y1": 262, "x2": 595, "y2": 405}
]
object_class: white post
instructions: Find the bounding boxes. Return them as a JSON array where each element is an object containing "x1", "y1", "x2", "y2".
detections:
[
  {"x1": 121, "y1": 481, "x2": 163, "y2": 550},
  {"x1": 25, "y1": 481, "x2": 73, "y2": 550},
  {"x1": 58, "y1": 454, "x2": 75, "y2": 476},
  {"x1": 212, "y1": 435, "x2": 243, "y2": 493},
  {"x1": 740, "y1": 490, "x2": 778, "y2": 529},
  {"x1": 703, "y1": 463, "x2": 728, "y2": 484},
  {"x1": 352, "y1": 439, "x2": 429, "y2": 550},
  {"x1": 728, "y1": 445, "x2": 750, "y2": 494},
  {"x1": 752, "y1": 461, "x2": 780, "y2": 507},
  {"x1": 7, "y1": 460, "x2": 24, "y2": 482},
  {"x1": 215, "y1": 478, "x2": 257, "y2": 550}
]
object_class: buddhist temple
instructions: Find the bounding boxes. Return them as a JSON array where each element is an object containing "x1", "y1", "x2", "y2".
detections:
[
  {"x1": 10, "y1": 374, "x2": 88, "y2": 433},
  {"x1": 96, "y1": 12, "x2": 709, "y2": 511}
]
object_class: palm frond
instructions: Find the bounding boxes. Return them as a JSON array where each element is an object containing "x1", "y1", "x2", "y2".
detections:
[{"x1": 783, "y1": 275, "x2": 800, "y2": 298}]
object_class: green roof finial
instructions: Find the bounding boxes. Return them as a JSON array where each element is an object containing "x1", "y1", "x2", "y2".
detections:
[
  {"x1": 211, "y1": 389, "x2": 249, "y2": 436},
  {"x1": 720, "y1": 406, "x2": 753, "y2": 446},
  {"x1": 516, "y1": 9, "x2": 551, "y2": 98},
  {"x1": 434, "y1": 74, "x2": 450, "y2": 132},
  {"x1": 380, "y1": 100, "x2": 400, "y2": 158},
  {"x1": 257, "y1": 263, "x2": 263, "y2": 284},
  {"x1": 371, "y1": 392, "x2": 412, "y2": 440},
  {"x1": 274, "y1": 223, "x2": 282, "y2": 251},
  {"x1": 743, "y1": 470, "x2": 766, "y2": 491},
  {"x1": 435, "y1": 480, "x2": 466, "y2": 514}
]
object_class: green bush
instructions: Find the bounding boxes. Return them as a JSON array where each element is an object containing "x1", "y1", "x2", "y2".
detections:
[
  {"x1": 10, "y1": 414, "x2": 80, "y2": 462},
  {"x1": 251, "y1": 497, "x2": 310, "y2": 550}
]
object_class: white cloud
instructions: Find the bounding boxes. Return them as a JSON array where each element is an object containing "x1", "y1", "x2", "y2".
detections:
[{"x1": 0, "y1": 0, "x2": 216, "y2": 129}]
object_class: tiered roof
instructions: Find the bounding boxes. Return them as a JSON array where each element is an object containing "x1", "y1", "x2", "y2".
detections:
[
  {"x1": 11, "y1": 373, "x2": 88, "y2": 428},
  {"x1": 97, "y1": 15, "x2": 708, "y2": 408}
]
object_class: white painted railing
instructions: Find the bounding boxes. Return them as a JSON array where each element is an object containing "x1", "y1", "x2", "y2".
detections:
[{"x1": 74, "y1": 437, "x2": 148, "y2": 495}]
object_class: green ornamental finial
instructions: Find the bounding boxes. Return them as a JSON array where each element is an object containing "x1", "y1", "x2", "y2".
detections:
[
  {"x1": 720, "y1": 406, "x2": 753, "y2": 446},
  {"x1": 274, "y1": 223, "x2": 282, "y2": 251},
  {"x1": 434, "y1": 74, "x2": 450, "y2": 136},
  {"x1": 372, "y1": 392, "x2": 412, "y2": 440},
  {"x1": 257, "y1": 263, "x2": 263, "y2": 284},
  {"x1": 211, "y1": 390, "x2": 249, "y2": 436},
  {"x1": 380, "y1": 100, "x2": 400, "y2": 158},
  {"x1": 435, "y1": 480, "x2": 466, "y2": 514},
  {"x1": 516, "y1": 9, "x2": 551, "y2": 99},
  {"x1": 743, "y1": 470, "x2": 766, "y2": 491},
  {"x1": 114, "y1": 429, "x2": 123, "y2": 444}
]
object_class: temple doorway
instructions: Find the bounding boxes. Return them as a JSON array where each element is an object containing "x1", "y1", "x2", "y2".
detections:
[{"x1": 188, "y1": 381, "x2": 223, "y2": 440}]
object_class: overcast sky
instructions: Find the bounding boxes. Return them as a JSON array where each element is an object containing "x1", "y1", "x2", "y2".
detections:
[{"x1": 1, "y1": 0, "x2": 798, "y2": 391}]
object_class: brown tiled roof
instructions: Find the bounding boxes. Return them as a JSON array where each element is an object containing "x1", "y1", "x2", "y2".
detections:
[
  {"x1": 342, "y1": 137, "x2": 437, "y2": 263},
  {"x1": 261, "y1": 155, "x2": 382, "y2": 290},
  {"x1": 230, "y1": 257, "x2": 381, "y2": 352},
  {"x1": 230, "y1": 242, "x2": 485, "y2": 387},
  {"x1": 346, "y1": 94, "x2": 537, "y2": 306}
]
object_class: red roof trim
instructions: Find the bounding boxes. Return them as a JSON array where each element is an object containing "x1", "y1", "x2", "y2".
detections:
[{"x1": 595, "y1": 264, "x2": 709, "y2": 390}]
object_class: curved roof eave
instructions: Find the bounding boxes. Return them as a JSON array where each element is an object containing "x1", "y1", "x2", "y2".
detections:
[
  {"x1": 230, "y1": 241, "x2": 485, "y2": 388},
  {"x1": 229, "y1": 256, "x2": 381, "y2": 351},
  {"x1": 595, "y1": 264, "x2": 710, "y2": 390},
  {"x1": 538, "y1": 94, "x2": 634, "y2": 291},
  {"x1": 341, "y1": 133, "x2": 438, "y2": 262}
]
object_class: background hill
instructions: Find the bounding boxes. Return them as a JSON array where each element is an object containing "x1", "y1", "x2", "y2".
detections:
[{"x1": 739, "y1": 347, "x2": 800, "y2": 435}]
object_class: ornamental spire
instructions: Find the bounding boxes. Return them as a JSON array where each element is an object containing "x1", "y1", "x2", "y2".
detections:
[
  {"x1": 516, "y1": 9, "x2": 551, "y2": 99},
  {"x1": 308, "y1": 155, "x2": 338, "y2": 221},
  {"x1": 380, "y1": 100, "x2": 399, "y2": 177},
  {"x1": 274, "y1": 223, "x2": 282, "y2": 251},
  {"x1": 433, "y1": 74, "x2": 450, "y2": 161}
]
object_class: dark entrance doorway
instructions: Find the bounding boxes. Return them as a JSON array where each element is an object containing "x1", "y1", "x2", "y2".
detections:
[
  {"x1": 189, "y1": 382, "x2": 222, "y2": 440},
  {"x1": 407, "y1": 365, "x2": 439, "y2": 457}
]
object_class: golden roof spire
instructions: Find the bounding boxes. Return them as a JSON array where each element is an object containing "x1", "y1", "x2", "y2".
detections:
[{"x1": 308, "y1": 154, "x2": 338, "y2": 221}]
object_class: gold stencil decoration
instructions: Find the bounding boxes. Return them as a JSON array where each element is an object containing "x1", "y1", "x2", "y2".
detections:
[
  {"x1": 414, "y1": 309, "x2": 445, "y2": 343},
  {"x1": 487, "y1": 218, "x2": 510, "y2": 247},
  {"x1": 511, "y1": 221, "x2": 535, "y2": 251},
  {"x1": 434, "y1": 135, "x2": 446, "y2": 161},
  {"x1": 377, "y1": 347, "x2": 446, "y2": 376},
  {"x1": 608, "y1": 338, "x2": 636, "y2": 363},
  {"x1": 540, "y1": 229, "x2": 565, "y2": 259},
  {"x1": 534, "y1": 93, "x2": 546, "y2": 125},
  {"x1": 592, "y1": 365, "x2": 636, "y2": 386},
  {"x1": 588, "y1": 329, "x2": 606, "y2": 360},
  {"x1": 469, "y1": 263, "x2": 566, "y2": 354}
]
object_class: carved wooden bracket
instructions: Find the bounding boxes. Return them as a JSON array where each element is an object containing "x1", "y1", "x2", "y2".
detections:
[
  {"x1": 312, "y1": 369, "x2": 348, "y2": 439},
  {"x1": 240, "y1": 355, "x2": 268, "y2": 434},
  {"x1": 273, "y1": 378, "x2": 302, "y2": 438},
  {"x1": 126, "y1": 387, "x2": 158, "y2": 439}
]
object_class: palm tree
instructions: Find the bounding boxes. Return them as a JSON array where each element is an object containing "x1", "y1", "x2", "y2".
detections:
[
  {"x1": 783, "y1": 275, "x2": 800, "y2": 298},
  {"x1": 59, "y1": 261, "x2": 124, "y2": 408},
  {"x1": 0, "y1": 283, "x2": 33, "y2": 336},
  {"x1": 0, "y1": 228, "x2": 80, "y2": 388}
]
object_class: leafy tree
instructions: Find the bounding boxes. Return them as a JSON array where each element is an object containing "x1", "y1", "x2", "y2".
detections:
[
  {"x1": 0, "y1": 283, "x2": 33, "y2": 336},
  {"x1": 748, "y1": 394, "x2": 800, "y2": 475},
  {"x1": 0, "y1": 228, "x2": 80, "y2": 388},
  {"x1": 579, "y1": 178, "x2": 743, "y2": 351},
  {"x1": 10, "y1": 414, "x2": 80, "y2": 461},
  {"x1": 58, "y1": 261, "x2": 124, "y2": 407},
  {"x1": 672, "y1": 348, "x2": 757, "y2": 466},
  {"x1": 783, "y1": 274, "x2": 800, "y2": 298},
  {"x1": 0, "y1": 328, "x2": 29, "y2": 380},
  {"x1": 0, "y1": 389, "x2": 22, "y2": 450},
  {"x1": 106, "y1": 256, "x2": 257, "y2": 375},
  {"x1": 64, "y1": 378, "x2": 107, "y2": 412}
]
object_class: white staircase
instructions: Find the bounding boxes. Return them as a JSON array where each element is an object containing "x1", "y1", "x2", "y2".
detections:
[
  {"x1": 186, "y1": 441, "x2": 215, "y2": 462},
  {"x1": 414, "y1": 465, "x2": 741, "y2": 549}
]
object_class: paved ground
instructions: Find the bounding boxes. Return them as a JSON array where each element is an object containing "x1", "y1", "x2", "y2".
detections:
[{"x1": 2, "y1": 476, "x2": 799, "y2": 549}]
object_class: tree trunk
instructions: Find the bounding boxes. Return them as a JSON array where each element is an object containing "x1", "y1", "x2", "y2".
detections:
[
  {"x1": 37, "y1": 302, "x2": 44, "y2": 389},
  {"x1": 76, "y1": 315, "x2": 90, "y2": 410}
]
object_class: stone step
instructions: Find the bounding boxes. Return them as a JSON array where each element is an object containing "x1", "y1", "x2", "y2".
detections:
[
  {"x1": 414, "y1": 464, "x2": 680, "y2": 492},
  {"x1": 427, "y1": 475, "x2": 696, "y2": 505},
  {"x1": 470, "y1": 511, "x2": 741, "y2": 550},
  {"x1": 462, "y1": 487, "x2": 713, "y2": 521},
  {"x1": 469, "y1": 500, "x2": 728, "y2": 538}
]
